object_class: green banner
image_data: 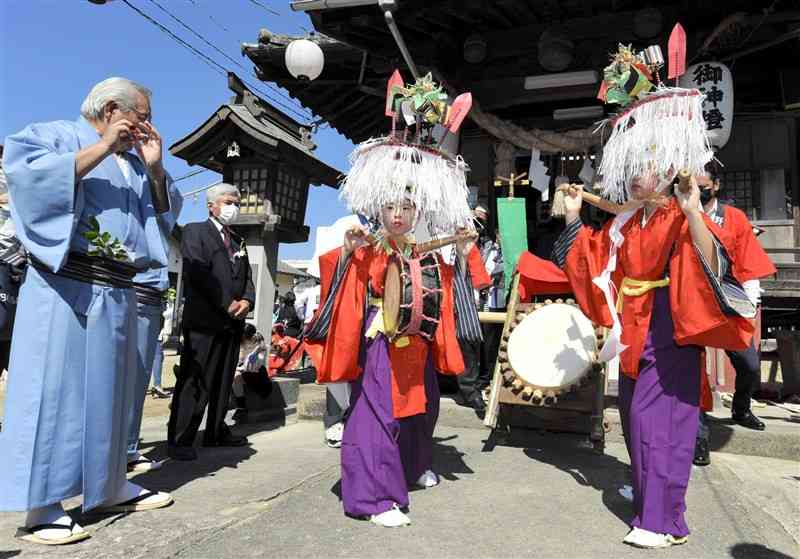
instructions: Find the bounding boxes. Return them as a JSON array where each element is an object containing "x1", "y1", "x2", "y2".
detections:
[{"x1": 496, "y1": 197, "x2": 528, "y2": 297}]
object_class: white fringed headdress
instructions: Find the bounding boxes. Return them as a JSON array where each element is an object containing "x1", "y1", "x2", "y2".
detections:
[
  {"x1": 593, "y1": 38, "x2": 714, "y2": 202},
  {"x1": 340, "y1": 139, "x2": 473, "y2": 234},
  {"x1": 339, "y1": 72, "x2": 475, "y2": 234},
  {"x1": 596, "y1": 87, "x2": 713, "y2": 203}
]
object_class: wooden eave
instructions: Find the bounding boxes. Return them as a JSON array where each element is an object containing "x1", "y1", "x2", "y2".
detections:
[
  {"x1": 170, "y1": 104, "x2": 341, "y2": 187},
  {"x1": 245, "y1": 1, "x2": 800, "y2": 144}
]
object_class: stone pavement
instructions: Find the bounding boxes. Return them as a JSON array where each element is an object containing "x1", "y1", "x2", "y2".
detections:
[{"x1": 0, "y1": 413, "x2": 797, "y2": 559}]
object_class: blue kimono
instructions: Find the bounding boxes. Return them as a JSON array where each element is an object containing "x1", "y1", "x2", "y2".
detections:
[
  {"x1": 128, "y1": 177, "x2": 182, "y2": 457},
  {"x1": 0, "y1": 116, "x2": 172, "y2": 511}
]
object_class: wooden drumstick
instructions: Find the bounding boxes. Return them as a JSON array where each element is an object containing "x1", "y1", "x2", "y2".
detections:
[
  {"x1": 551, "y1": 184, "x2": 626, "y2": 217},
  {"x1": 416, "y1": 230, "x2": 478, "y2": 254},
  {"x1": 551, "y1": 169, "x2": 691, "y2": 218},
  {"x1": 676, "y1": 169, "x2": 692, "y2": 193},
  {"x1": 360, "y1": 231, "x2": 478, "y2": 255}
]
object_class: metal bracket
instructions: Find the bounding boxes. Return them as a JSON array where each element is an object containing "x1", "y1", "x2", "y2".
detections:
[{"x1": 378, "y1": 0, "x2": 420, "y2": 79}]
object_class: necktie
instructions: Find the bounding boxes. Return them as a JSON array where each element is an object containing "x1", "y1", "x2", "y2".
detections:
[{"x1": 222, "y1": 227, "x2": 236, "y2": 259}]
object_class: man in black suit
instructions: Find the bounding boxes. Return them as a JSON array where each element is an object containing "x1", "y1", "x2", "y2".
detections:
[{"x1": 167, "y1": 183, "x2": 255, "y2": 460}]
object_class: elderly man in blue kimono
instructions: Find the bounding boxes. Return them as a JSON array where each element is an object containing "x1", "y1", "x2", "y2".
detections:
[
  {"x1": 127, "y1": 180, "x2": 182, "y2": 473},
  {"x1": 0, "y1": 77, "x2": 174, "y2": 545}
]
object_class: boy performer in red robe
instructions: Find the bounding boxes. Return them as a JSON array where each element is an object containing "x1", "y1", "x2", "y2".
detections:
[
  {"x1": 693, "y1": 167, "x2": 776, "y2": 465},
  {"x1": 551, "y1": 45, "x2": 756, "y2": 549},
  {"x1": 304, "y1": 73, "x2": 477, "y2": 528}
]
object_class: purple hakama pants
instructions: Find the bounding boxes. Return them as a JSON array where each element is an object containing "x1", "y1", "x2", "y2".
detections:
[
  {"x1": 341, "y1": 332, "x2": 440, "y2": 517},
  {"x1": 618, "y1": 288, "x2": 700, "y2": 537}
]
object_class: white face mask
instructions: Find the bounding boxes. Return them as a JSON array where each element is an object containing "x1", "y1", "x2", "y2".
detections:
[{"x1": 217, "y1": 203, "x2": 239, "y2": 225}]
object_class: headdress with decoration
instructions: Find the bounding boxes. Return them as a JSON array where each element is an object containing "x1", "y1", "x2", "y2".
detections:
[
  {"x1": 339, "y1": 71, "x2": 474, "y2": 235},
  {"x1": 593, "y1": 23, "x2": 714, "y2": 203}
]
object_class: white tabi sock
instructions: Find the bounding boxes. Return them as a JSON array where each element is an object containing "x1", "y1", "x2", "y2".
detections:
[
  {"x1": 25, "y1": 503, "x2": 84, "y2": 537},
  {"x1": 26, "y1": 503, "x2": 71, "y2": 527},
  {"x1": 107, "y1": 481, "x2": 149, "y2": 505}
]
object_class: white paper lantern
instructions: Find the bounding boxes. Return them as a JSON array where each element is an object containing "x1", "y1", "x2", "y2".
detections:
[
  {"x1": 285, "y1": 39, "x2": 324, "y2": 81},
  {"x1": 679, "y1": 62, "x2": 734, "y2": 149}
]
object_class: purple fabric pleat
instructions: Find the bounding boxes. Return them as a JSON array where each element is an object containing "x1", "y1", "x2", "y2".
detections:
[
  {"x1": 340, "y1": 325, "x2": 439, "y2": 517},
  {"x1": 618, "y1": 287, "x2": 700, "y2": 537}
]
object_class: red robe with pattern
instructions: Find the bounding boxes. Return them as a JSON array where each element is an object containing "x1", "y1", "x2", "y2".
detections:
[
  {"x1": 305, "y1": 244, "x2": 464, "y2": 418},
  {"x1": 564, "y1": 198, "x2": 755, "y2": 379}
]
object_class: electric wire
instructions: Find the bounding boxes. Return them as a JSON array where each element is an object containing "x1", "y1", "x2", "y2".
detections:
[
  {"x1": 146, "y1": 0, "x2": 250, "y2": 72},
  {"x1": 245, "y1": 0, "x2": 281, "y2": 16},
  {"x1": 173, "y1": 168, "x2": 209, "y2": 182},
  {"x1": 144, "y1": 0, "x2": 300, "y2": 113},
  {"x1": 120, "y1": 0, "x2": 313, "y2": 123}
]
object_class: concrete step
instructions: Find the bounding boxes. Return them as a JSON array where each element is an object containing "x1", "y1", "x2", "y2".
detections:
[
  {"x1": 235, "y1": 376, "x2": 299, "y2": 425},
  {"x1": 296, "y1": 385, "x2": 800, "y2": 461}
]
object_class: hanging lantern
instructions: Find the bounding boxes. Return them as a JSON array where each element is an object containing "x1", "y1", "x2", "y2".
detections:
[
  {"x1": 679, "y1": 62, "x2": 734, "y2": 149},
  {"x1": 285, "y1": 39, "x2": 324, "y2": 81}
]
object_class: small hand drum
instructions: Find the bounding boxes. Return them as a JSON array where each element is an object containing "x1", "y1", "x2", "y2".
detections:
[
  {"x1": 383, "y1": 252, "x2": 442, "y2": 341},
  {"x1": 502, "y1": 302, "x2": 597, "y2": 404}
]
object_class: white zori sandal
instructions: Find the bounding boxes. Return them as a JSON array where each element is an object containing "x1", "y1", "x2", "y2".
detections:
[
  {"x1": 370, "y1": 504, "x2": 411, "y2": 528},
  {"x1": 94, "y1": 482, "x2": 173, "y2": 513},
  {"x1": 16, "y1": 519, "x2": 90, "y2": 546}
]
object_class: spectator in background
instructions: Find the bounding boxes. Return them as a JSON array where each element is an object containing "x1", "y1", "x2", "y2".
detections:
[
  {"x1": 231, "y1": 323, "x2": 268, "y2": 413},
  {"x1": 693, "y1": 168, "x2": 777, "y2": 466},
  {"x1": 480, "y1": 223, "x2": 506, "y2": 401},
  {"x1": 454, "y1": 206, "x2": 493, "y2": 412},
  {"x1": 275, "y1": 290, "x2": 302, "y2": 338},
  {"x1": 167, "y1": 183, "x2": 255, "y2": 461},
  {"x1": 0, "y1": 146, "x2": 26, "y2": 381},
  {"x1": 294, "y1": 280, "x2": 320, "y2": 327},
  {"x1": 148, "y1": 294, "x2": 175, "y2": 399}
]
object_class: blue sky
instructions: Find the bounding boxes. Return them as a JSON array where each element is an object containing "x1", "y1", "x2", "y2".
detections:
[{"x1": 0, "y1": 0, "x2": 353, "y2": 260}]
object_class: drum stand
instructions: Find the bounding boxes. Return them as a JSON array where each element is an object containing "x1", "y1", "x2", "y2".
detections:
[{"x1": 482, "y1": 273, "x2": 609, "y2": 453}]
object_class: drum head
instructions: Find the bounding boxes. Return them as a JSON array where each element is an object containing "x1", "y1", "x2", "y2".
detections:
[{"x1": 506, "y1": 303, "x2": 596, "y2": 390}]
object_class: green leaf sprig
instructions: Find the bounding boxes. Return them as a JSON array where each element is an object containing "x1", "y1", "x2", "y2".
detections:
[{"x1": 83, "y1": 216, "x2": 131, "y2": 262}]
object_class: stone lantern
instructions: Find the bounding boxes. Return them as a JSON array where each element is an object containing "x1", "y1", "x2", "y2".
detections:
[{"x1": 170, "y1": 73, "x2": 340, "y2": 336}]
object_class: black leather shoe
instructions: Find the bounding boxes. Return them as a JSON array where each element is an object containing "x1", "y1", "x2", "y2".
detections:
[
  {"x1": 469, "y1": 394, "x2": 486, "y2": 412},
  {"x1": 167, "y1": 445, "x2": 198, "y2": 461},
  {"x1": 732, "y1": 411, "x2": 765, "y2": 431},
  {"x1": 205, "y1": 434, "x2": 249, "y2": 447},
  {"x1": 693, "y1": 439, "x2": 710, "y2": 466}
]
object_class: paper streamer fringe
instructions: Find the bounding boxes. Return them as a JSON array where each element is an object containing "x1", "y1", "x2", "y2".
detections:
[
  {"x1": 339, "y1": 138, "x2": 474, "y2": 234},
  {"x1": 595, "y1": 87, "x2": 713, "y2": 203}
]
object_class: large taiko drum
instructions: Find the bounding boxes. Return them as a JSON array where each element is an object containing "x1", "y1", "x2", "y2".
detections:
[
  {"x1": 502, "y1": 302, "x2": 597, "y2": 404},
  {"x1": 383, "y1": 252, "x2": 442, "y2": 341}
]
